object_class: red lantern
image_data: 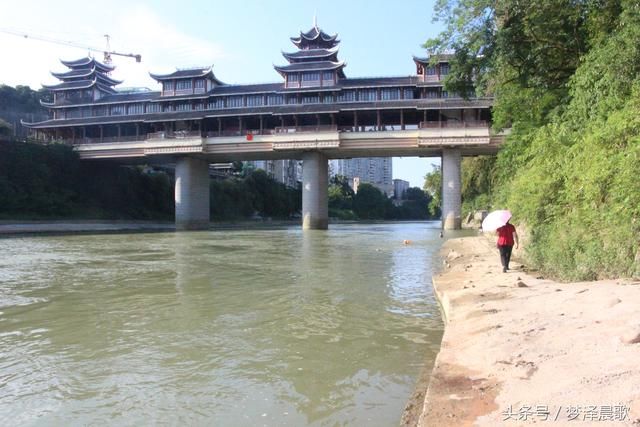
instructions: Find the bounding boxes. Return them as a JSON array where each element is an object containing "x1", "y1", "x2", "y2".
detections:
[{"x1": 246, "y1": 133, "x2": 253, "y2": 141}]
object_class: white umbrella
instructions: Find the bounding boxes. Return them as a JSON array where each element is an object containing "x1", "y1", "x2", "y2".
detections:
[{"x1": 482, "y1": 210, "x2": 512, "y2": 232}]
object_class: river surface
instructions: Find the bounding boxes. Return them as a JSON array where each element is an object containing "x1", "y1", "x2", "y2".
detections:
[{"x1": 0, "y1": 222, "x2": 450, "y2": 426}]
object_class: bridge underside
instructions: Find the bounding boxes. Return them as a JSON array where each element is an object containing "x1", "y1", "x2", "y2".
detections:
[{"x1": 70, "y1": 127, "x2": 504, "y2": 230}]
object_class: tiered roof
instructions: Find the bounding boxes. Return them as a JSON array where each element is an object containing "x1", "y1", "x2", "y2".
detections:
[
  {"x1": 275, "y1": 24, "x2": 346, "y2": 79},
  {"x1": 290, "y1": 26, "x2": 339, "y2": 49},
  {"x1": 412, "y1": 54, "x2": 455, "y2": 66},
  {"x1": 43, "y1": 57, "x2": 121, "y2": 94},
  {"x1": 148, "y1": 66, "x2": 225, "y2": 85}
]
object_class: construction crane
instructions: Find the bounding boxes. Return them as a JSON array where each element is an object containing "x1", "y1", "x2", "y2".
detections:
[{"x1": 0, "y1": 28, "x2": 141, "y2": 63}]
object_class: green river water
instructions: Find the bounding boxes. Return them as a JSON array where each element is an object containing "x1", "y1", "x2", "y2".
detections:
[{"x1": 0, "y1": 222, "x2": 451, "y2": 426}]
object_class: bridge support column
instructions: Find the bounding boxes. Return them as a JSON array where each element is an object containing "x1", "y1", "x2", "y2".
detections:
[
  {"x1": 442, "y1": 148, "x2": 462, "y2": 230},
  {"x1": 175, "y1": 157, "x2": 210, "y2": 231},
  {"x1": 301, "y1": 152, "x2": 328, "y2": 230}
]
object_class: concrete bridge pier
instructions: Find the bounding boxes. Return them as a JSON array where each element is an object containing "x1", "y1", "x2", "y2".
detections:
[
  {"x1": 442, "y1": 148, "x2": 462, "y2": 230},
  {"x1": 301, "y1": 151, "x2": 329, "y2": 230},
  {"x1": 175, "y1": 157, "x2": 210, "y2": 230}
]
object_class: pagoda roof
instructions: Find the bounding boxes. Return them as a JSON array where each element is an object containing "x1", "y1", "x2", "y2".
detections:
[
  {"x1": 60, "y1": 57, "x2": 115, "y2": 72},
  {"x1": 282, "y1": 47, "x2": 339, "y2": 62},
  {"x1": 50, "y1": 68, "x2": 123, "y2": 85},
  {"x1": 96, "y1": 73, "x2": 122, "y2": 86},
  {"x1": 95, "y1": 82, "x2": 118, "y2": 94},
  {"x1": 291, "y1": 26, "x2": 339, "y2": 49},
  {"x1": 274, "y1": 61, "x2": 346, "y2": 76},
  {"x1": 51, "y1": 68, "x2": 94, "y2": 79},
  {"x1": 42, "y1": 79, "x2": 96, "y2": 91},
  {"x1": 413, "y1": 54, "x2": 455, "y2": 65},
  {"x1": 41, "y1": 78, "x2": 118, "y2": 94},
  {"x1": 149, "y1": 67, "x2": 225, "y2": 84}
]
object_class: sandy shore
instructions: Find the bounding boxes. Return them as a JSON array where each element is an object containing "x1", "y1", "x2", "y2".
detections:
[{"x1": 414, "y1": 236, "x2": 640, "y2": 426}]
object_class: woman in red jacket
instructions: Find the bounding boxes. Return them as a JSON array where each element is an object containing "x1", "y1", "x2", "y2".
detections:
[{"x1": 496, "y1": 221, "x2": 519, "y2": 272}]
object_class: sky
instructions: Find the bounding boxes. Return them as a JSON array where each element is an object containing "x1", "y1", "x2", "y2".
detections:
[{"x1": 0, "y1": 0, "x2": 443, "y2": 187}]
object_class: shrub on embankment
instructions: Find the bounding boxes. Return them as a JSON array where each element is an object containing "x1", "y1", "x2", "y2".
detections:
[
  {"x1": 496, "y1": 5, "x2": 640, "y2": 280},
  {"x1": 427, "y1": 0, "x2": 640, "y2": 280},
  {"x1": 0, "y1": 141, "x2": 301, "y2": 221},
  {"x1": 209, "y1": 169, "x2": 301, "y2": 220},
  {"x1": 0, "y1": 141, "x2": 174, "y2": 220}
]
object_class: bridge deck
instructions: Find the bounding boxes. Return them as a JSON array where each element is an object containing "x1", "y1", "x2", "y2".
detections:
[{"x1": 74, "y1": 126, "x2": 504, "y2": 162}]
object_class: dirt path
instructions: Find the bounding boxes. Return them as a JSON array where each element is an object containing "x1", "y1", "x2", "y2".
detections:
[{"x1": 415, "y1": 236, "x2": 640, "y2": 426}]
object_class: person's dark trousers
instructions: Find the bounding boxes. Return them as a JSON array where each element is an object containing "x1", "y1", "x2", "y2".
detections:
[{"x1": 498, "y1": 245, "x2": 513, "y2": 272}]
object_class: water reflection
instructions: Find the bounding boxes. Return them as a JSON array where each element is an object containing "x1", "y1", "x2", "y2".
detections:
[{"x1": 0, "y1": 223, "x2": 444, "y2": 426}]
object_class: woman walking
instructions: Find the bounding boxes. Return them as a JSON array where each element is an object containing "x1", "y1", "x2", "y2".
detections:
[{"x1": 496, "y1": 220, "x2": 518, "y2": 272}]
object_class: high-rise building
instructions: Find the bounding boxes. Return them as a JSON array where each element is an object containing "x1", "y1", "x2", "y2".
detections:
[
  {"x1": 331, "y1": 158, "x2": 393, "y2": 196},
  {"x1": 248, "y1": 160, "x2": 301, "y2": 188},
  {"x1": 393, "y1": 179, "x2": 410, "y2": 199}
]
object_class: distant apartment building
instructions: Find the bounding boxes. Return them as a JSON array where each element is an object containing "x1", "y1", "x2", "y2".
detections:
[
  {"x1": 393, "y1": 179, "x2": 410, "y2": 199},
  {"x1": 331, "y1": 157, "x2": 393, "y2": 196},
  {"x1": 248, "y1": 159, "x2": 301, "y2": 188}
]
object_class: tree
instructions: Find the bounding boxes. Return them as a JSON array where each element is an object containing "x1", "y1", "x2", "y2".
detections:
[
  {"x1": 0, "y1": 118, "x2": 12, "y2": 137},
  {"x1": 393, "y1": 187, "x2": 433, "y2": 220},
  {"x1": 328, "y1": 175, "x2": 355, "y2": 211},
  {"x1": 461, "y1": 156, "x2": 495, "y2": 213},
  {"x1": 353, "y1": 183, "x2": 391, "y2": 219},
  {"x1": 425, "y1": 0, "x2": 640, "y2": 279},
  {"x1": 423, "y1": 164, "x2": 442, "y2": 218}
]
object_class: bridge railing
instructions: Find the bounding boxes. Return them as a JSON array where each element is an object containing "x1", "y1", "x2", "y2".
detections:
[
  {"x1": 273, "y1": 125, "x2": 337, "y2": 134},
  {"x1": 75, "y1": 135, "x2": 147, "y2": 144},
  {"x1": 147, "y1": 130, "x2": 202, "y2": 139},
  {"x1": 419, "y1": 120, "x2": 488, "y2": 129},
  {"x1": 204, "y1": 129, "x2": 273, "y2": 138}
]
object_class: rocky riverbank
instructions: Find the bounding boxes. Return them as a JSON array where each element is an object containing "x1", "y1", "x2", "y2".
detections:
[{"x1": 413, "y1": 236, "x2": 640, "y2": 426}]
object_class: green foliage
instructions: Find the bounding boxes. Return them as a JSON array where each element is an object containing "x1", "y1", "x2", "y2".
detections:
[
  {"x1": 353, "y1": 183, "x2": 393, "y2": 220},
  {"x1": 0, "y1": 142, "x2": 174, "y2": 219},
  {"x1": 0, "y1": 84, "x2": 48, "y2": 113},
  {"x1": 328, "y1": 175, "x2": 355, "y2": 211},
  {"x1": 330, "y1": 178, "x2": 434, "y2": 220},
  {"x1": 0, "y1": 118, "x2": 12, "y2": 136},
  {"x1": 328, "y1": 207, "x2": 357, "y2": 220},
  {"x1": 461, "y1": 156, "x2": 495, "y2": 214},
  {"x1": 423, "y1": 164, "x2": 442, "y2": 218},
  {"x1": 210, "y1": 178, "x2": 254, "y2": 220},
  {"x1": 245, "y1": 169, "x2": 301, "y2": 218},
  {"x1": 392, "y1": 187, "x2": 433, "y2": 220},
  {"x1": 428, "y1": 0, "x2": 640, "y2": 279},
  {"x1": 211, "y1": 169, "x2": 301, "y2": 220},
  {"x1": 424, "y1": 0, "x2": 496, "y2": 96}
]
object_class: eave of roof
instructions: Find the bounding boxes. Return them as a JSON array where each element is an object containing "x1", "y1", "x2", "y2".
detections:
[
  {"x1": 42, "y1": 79, "x2": 96, "y2": 91},
  {"x1": 282, "y1": 47, "x2": 339, "y2": 61},
  {"x1": 273, "y1": 61, "x2": 346, "y2": 74},
  {"x1": 51, "y1": 68, "x2": 94, "y2": 79},
  {"x1": 149, "y1": 67, "x2": 225, "y2": 85},
  {"x1": 60, "y1": 57, "x2": 115, "y2": 72},
  {"x1": 413, "y1": 54, "x2": 454, "y2": 65},
  {"x1": 290, "y1": 26, "x2": 339, "y2": 48}
]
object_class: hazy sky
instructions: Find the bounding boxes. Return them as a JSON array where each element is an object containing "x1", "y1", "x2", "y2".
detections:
[{"x1": 0, "y1": 0, "x2": 443, "y2": 186}]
